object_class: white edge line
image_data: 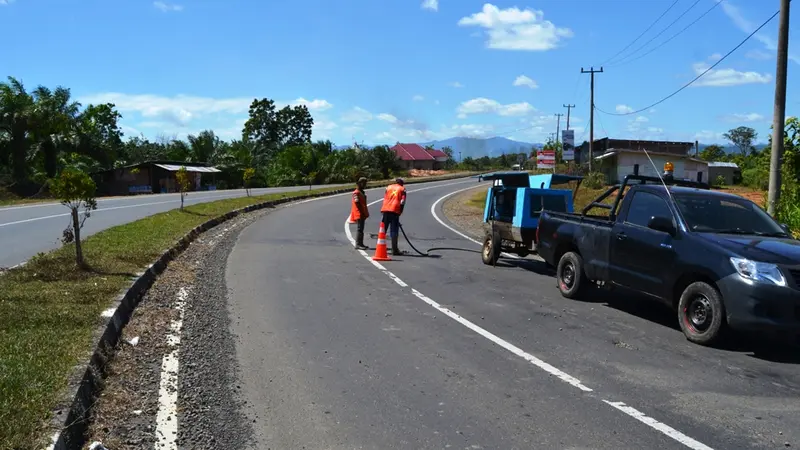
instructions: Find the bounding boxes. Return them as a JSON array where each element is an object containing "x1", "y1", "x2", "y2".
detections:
[
  {"x1": 603, "y1": 401, "x2": 714, "y2": 450},
  {"x1": 154, "y1": 287, "x2": 189, "y2": 450}
]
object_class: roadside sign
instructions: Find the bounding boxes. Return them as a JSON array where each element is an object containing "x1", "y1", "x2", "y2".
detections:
[
  {"x1": 562, "y1": 129, "x2": 575, "y2": 161},
  {"x1": 537, "y1": 149, "x2": 556, "y2": 169}
]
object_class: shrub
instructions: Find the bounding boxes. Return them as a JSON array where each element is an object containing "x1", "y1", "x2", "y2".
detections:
[
  {"x1": 583, "y1": 171, "x2": 606, "y2": 189},
  {"x1": 714, "y1": 175, "x2": 726, "y2": 187}
]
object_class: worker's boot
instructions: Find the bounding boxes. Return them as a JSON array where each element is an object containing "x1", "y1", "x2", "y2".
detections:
[
  {"x1": 391, "y1": 235, "x2": 402, "y2": 256},
  {"x1": 355, "y1": 231, "x2": 368, "y2": 250}
]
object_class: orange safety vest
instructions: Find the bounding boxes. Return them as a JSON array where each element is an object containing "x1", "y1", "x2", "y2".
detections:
[
  {"x1": 351, "y1": 188, "x2": 368, "y2": 220},
  {"x1": 380, "y1": 183, "x2": 406, "y2": 214}
]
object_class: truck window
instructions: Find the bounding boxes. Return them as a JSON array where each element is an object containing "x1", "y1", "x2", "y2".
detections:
[
  {"x1": 624, "y1": 191, "x2": 672, "y2": 228},
  {"x1": 673, "y1": 195, "x2": 786, "y2": 234},
  {"x1": 530, "y1": 194, "x2": 568, "y2": 216}
]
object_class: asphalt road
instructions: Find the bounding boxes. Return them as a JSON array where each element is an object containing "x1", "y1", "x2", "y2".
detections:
[
  {"x1": 0, "y1": 184, "x2": 346, "y2": 268},
  {"x1": 221, "y1": 179, "x2": 800, "y2": 449}
]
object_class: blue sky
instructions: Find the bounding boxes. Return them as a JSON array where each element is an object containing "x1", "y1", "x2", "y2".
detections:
[{"x1": 1, "y1": 0, "x2": 795, "y2": 146}]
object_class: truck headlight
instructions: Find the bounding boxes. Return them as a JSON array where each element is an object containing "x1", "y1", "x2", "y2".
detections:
[{"x1": 730, "y1": 257, "x2": 787, "y2": 287}]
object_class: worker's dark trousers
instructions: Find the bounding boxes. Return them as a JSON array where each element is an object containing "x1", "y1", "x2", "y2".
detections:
[{"x1": 356, "y1": 218, "x2": 366, "y2": 247}]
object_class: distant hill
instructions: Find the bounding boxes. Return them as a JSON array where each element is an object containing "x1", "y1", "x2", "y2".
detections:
[
  {"x1": 332, "y1": 137, "x2": 541, "y2": 159},
  {"x1": 421, "y1": 137, "x2": 541, "y2": 160}
]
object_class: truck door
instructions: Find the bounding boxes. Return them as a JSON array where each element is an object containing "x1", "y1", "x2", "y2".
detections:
[{"x1": 609, "y1": 191, "x2": 676, "y2": 296}]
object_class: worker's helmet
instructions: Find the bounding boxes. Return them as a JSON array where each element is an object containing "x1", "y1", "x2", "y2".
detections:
[
  {"x1": 395, "y1": 177, "x2": 405, "y2": 186},
  {"x1": 357, "y1": 177, "x2": 368, "y2": 185}
]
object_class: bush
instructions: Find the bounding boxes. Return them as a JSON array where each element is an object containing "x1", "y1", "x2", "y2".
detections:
[
  {"x1": 714, "y1": 175, "x2": 726, "y2": 187},
  {"x1": 741, "y1": 167, "x2": 769, "y2": 190},
  {"x1": 583, "y1": 171, "x2": 606, "y2": 189}
]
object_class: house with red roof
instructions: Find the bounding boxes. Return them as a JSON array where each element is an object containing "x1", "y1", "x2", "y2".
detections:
[{"x1": 390, "y1": 143, "x2": 449, "y2": 170}]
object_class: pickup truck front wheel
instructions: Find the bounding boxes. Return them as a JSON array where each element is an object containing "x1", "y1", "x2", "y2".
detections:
[
  {"x1": 677, "y1": 282, "x2": 726, "y2": 346},
  {"x1": 556, "y1": 252, "x2": 587, "y2": 299}
]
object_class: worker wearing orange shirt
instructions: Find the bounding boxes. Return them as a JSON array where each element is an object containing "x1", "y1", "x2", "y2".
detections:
[
  {"x1": 351, "y1": 177, "x2": 369, "y2": 250},
  {"x1": 380, "y1": 178, "x2": 407, "y2": 255}
]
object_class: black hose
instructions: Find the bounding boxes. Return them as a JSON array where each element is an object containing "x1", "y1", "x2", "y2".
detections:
[{"x1": 398, "y1": 222, "x2": 481, "y2": 257}]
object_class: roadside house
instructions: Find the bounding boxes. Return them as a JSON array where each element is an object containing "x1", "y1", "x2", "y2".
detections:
[
  {"x1": 708, "y1": 161, "x2": 741, "y2": 185},
  {"x1": 390, "y1": 143, "x2": 449, "y2": 170},
  {"x1": 585, "y1": 138, "x2": 708, "y2": 184},
  {"x1": 91, "y1": 161, "x2": 222, "y2": 196}
]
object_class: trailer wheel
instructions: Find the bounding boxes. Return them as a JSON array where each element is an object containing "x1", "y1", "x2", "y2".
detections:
[
  {"x1": 677, "y1": 282, "x2": 727, "y2": 346},
  {"x1": 481, "y1": 232, "x2": 501, "y2": 266},
  {"x1": 556, "y1": 252, "x2": 586, "y2": 299}
]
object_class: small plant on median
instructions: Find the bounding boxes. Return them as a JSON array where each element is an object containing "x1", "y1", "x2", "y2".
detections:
[
  {"x1": 50, "y1": 168, "x2": 98, "y2": 267},
  {"x1": 243, "y1": 167, "x2": 256, "y2": 197},
  {"x1": 176, "y1": 166, "x2": 192, "y2": 210},
  {"x1": 582, "y1": 171, "x2": 606, "y2": 189}
]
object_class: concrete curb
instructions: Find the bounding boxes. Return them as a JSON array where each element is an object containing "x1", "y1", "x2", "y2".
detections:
[{"x1": 49, "y1": 174, "x2": 473, "y2": 449}]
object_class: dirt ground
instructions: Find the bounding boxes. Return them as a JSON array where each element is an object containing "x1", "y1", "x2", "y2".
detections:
[{"x1": 441, "y1": 186, "x2": 487, "y2": 240}]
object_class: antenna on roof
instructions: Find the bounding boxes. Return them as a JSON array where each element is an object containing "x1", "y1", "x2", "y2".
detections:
[{"x1": 640, "y1": 146, "x2": 677, "y2": 206}]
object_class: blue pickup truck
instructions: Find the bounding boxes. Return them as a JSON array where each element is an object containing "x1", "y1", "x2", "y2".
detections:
[
  {"x1": 536, "y1": 170, "x2": 800, "y2": 346},
  {"x1": 480, "y1": 171, "x2": 583, "y2": 265}
]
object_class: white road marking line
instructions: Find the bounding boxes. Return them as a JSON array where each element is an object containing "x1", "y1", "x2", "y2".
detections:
[
  {"x1": 603, "y1": 401, "x2": 714, "y2": 450},
  {"x1": 155, "y1": 287, "x2": 189, "y2": 450}
]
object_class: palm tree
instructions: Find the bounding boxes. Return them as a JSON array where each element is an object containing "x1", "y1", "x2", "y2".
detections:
[
  {"x1": 0, "y1": 76, "x2": 35, "y2": 183},
  {"x1": 31, "y1": 85, "x2": 81, "y2": 177}
]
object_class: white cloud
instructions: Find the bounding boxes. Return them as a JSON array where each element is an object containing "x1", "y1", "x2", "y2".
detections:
[
  {"x1": 695, "y1": 130, "x2": 726, "y2": 143},
  {"x1": 708, "y1": 53, "x2": 723, "y2": 62},
  {"x1": 746, "y1": 49, "x2": 772, "y2": 60},
  {"x1": 456, "y1": 97, "x2": 535, "y2": 118},
  {"x1": 720, "y1": 112, "x2": 765, "y2": 123},
  {"x1": 449, "y1": 81, "x2": 465, "y2": 88},
  {"x1": 312, "y1": 118, "x2": 337, "y2": 138},
  {"x1": 0, "y1": 0, "x2": 16, "y2": 5},
  {"x1": 615, "y1": 104, "x2": 634, "y2": 114},
  {"x1": 412, "y1": 94, "x2": 425, "y2": 101},
  {"x1": 648, "y1": 109, "x2": 657, "y2": 114},
  {"x1": 292, "y1": 97, "x2": 333, "y2": 111},
  {"x1": 421, "y1": 0, "x2": 438, "y2": 12},
  {"x1": 634, "y1": 115, "x2": 649, "y2": 123},
  {"x1": 691, "y1": 62, "x2": 771, "y2": 87},
  {"x1": 513, "y1": 75, "x2": 538, "y2": 89},
  {"x1": 340, "y1": 106, "x2": 373, "y2": 124},
  {"x1": 457, "y1": 3, "x2": 573, "y2": 51},
  {"x1": 153, "y1": 1, "x2": 183, "y2": 12}
]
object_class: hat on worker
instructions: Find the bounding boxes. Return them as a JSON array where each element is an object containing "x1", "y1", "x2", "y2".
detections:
[
  {"x1": 395, "y1": 177, "x2": 405, "y2": 185},
  {"x1": 358, "y1": 177, "x2": 368, "y2": 184}
]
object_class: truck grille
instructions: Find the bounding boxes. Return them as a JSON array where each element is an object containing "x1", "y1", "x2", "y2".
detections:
[{"x1": 790, "y1": 269, "x2": 800, "y2": 290}]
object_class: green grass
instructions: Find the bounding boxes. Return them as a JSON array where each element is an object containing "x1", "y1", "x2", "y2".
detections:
[
  {"x1": 0, "y1": 172, "x2": 475, "y2": 448},
  {"x1": 467, "y1": 189, "x2": 487, "y2": 210}
]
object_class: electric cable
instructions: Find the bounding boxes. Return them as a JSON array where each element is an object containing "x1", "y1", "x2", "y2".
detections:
[
  {"x1": 606, "y1": 0, "x2": 706, "y2": 67},
  {"x1": 598, "y1": 0, "x2": 681, "y2": 66},
  {"x1": 595, "y1": 8, "x2": 780, "y2": 117},
  {"x1": 608, "y1": 0, "x2": 725, "y2": 68}
]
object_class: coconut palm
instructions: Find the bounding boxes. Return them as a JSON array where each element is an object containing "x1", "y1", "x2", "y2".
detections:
[{"x1": 0, "y1": 76, "x2": 35, "y2": 183}]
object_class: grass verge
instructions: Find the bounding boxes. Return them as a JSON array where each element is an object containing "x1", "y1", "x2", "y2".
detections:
[{"x1": 0, "y1": 173, "x2": 473, "y2": 448}]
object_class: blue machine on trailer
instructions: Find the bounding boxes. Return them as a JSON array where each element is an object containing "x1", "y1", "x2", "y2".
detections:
[{"x1": 480, "y1": 171, "x2": 583, "y2": 265}]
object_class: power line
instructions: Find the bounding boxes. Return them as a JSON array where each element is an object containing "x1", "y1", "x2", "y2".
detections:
[
  {"x1": 607, "y1": 0, "x2": 706, "y2": 67},
  {"x1": 599, "y1": 0, "x2": 681, "y2": 66},
  {"x1": 609, "y1": 0, "x2": 726, "y2": 68},
  {"x1": 596, "y1": 8, "x2": 780, "y2": 117}
]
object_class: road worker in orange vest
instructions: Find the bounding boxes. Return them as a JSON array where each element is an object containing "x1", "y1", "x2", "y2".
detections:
[
  {"x1": 352, "y1": 177, "x2": 370, "y2": 250},
  {"x1": 380, "y1": 178, "x2": 407, "y2": 255}
]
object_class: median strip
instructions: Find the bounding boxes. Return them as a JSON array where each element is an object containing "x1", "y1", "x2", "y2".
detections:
[{"x1": 0, "y1": 173, "x2": 474, "y2": 450}]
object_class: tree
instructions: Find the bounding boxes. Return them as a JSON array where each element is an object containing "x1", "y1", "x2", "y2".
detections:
[
  {"x1": 368, "y1": 145, "x2": 399, "y2": 179},
  {"x1": 242, "y1": 98, "x2": 281, "y2": 165},
  {"x1": 243, "y1": 167, "x2": 255, "y2": 196},
  {"x1": 75, "y1": 103, "x2": 124, "y2": 169},
  {"x1": 31, "y1": 85, "x2": 81, "y2": 178},
  {"x1": 699, "y1": 144, "x2": 727, "y2": 162},
  {"x1": 175, "y1": 166, "x2": 192, "y2": 210},
  {"x1": 0, "y1": 76, "x2": 35, "y2": 183},
  {"x1": 724, "y1": 126, "x2": 758, "y2": 156},
  {"x1": 187, "y1": 129, "x2": 222, "y2": 164},
  {"x1": 50, "y1": 168, "x2": 97, "y2": 267},
  {"x1": 276, "y1": 104, "x2": 314, "y2": 147}
]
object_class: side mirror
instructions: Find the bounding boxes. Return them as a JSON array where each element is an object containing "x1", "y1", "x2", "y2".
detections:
[
  {"x1": 647, "y1": 216, "x2": 676, "y2": 235},
  {"x1": 780, "y1": 223, "x2": 793, "y2": 235}
]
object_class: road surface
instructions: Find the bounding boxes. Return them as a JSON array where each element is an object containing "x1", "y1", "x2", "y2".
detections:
[
  {"x1": 206, "y1": 179, "x2": 799, "y2": 449},
  {"x1": 0, "y1": 184, "x2": 346, "y2": 268}
]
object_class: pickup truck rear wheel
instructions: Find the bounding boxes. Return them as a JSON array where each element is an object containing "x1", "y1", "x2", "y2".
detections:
[
  {"x1": 482, "y1": 232, "x2": 501, "y2": 266},
  {"x1": 677, "y1": 282, "x2": 726, "y2": 346},
  {"x1": 556, "y1": 252, "x2": 586, "y2": 299}
]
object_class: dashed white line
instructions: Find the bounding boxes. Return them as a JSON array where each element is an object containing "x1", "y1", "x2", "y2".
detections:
[
  {"x1": 342, "y1": 183, "x2": 715, "y2": 450},
  {"x1": 155, "y1": 287, "x2": 190, "y2": 450}
]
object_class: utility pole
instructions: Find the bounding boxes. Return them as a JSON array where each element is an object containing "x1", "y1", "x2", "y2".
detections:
[
  {"x1": 563, "y1": 104, "x2": 575, "y2": 130},
  {"x1": 582, "y1": 67, "x2": 603, "y2": 171},
  {"x1": 768, "y1": 0, "x2": 791, "y2": 216},
  {"x1": 555, "y1": 113, "x2": 564, "y2": 146}
]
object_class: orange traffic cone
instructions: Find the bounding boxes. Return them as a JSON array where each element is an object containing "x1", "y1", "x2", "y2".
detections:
[
  {"x1": 372, "y1": 222, "x2": 392, "y2": 261},
  {"x1": 348, "y1": 211, "x2": 356, "y2": 224}
]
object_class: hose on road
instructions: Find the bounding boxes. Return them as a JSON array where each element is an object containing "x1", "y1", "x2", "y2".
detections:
[{"x1": 368, "y1": 223, "x2": 480, "y2": 257}]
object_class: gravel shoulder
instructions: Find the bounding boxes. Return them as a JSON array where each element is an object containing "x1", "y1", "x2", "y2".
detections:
[
  {"x1": 440, "y1": 185, "x2": 486, "y2": 240},
  {"x1": 85, "y1": 207, "x2": 274, "y2": 449}
]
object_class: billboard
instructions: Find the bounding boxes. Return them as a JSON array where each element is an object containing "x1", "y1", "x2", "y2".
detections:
[
  {"x1": 562, "y1": 129, "x2": 575, "y2": 161},
  {"x1": 537, "y1": 149, "x2": 556, "y2": 169}
]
